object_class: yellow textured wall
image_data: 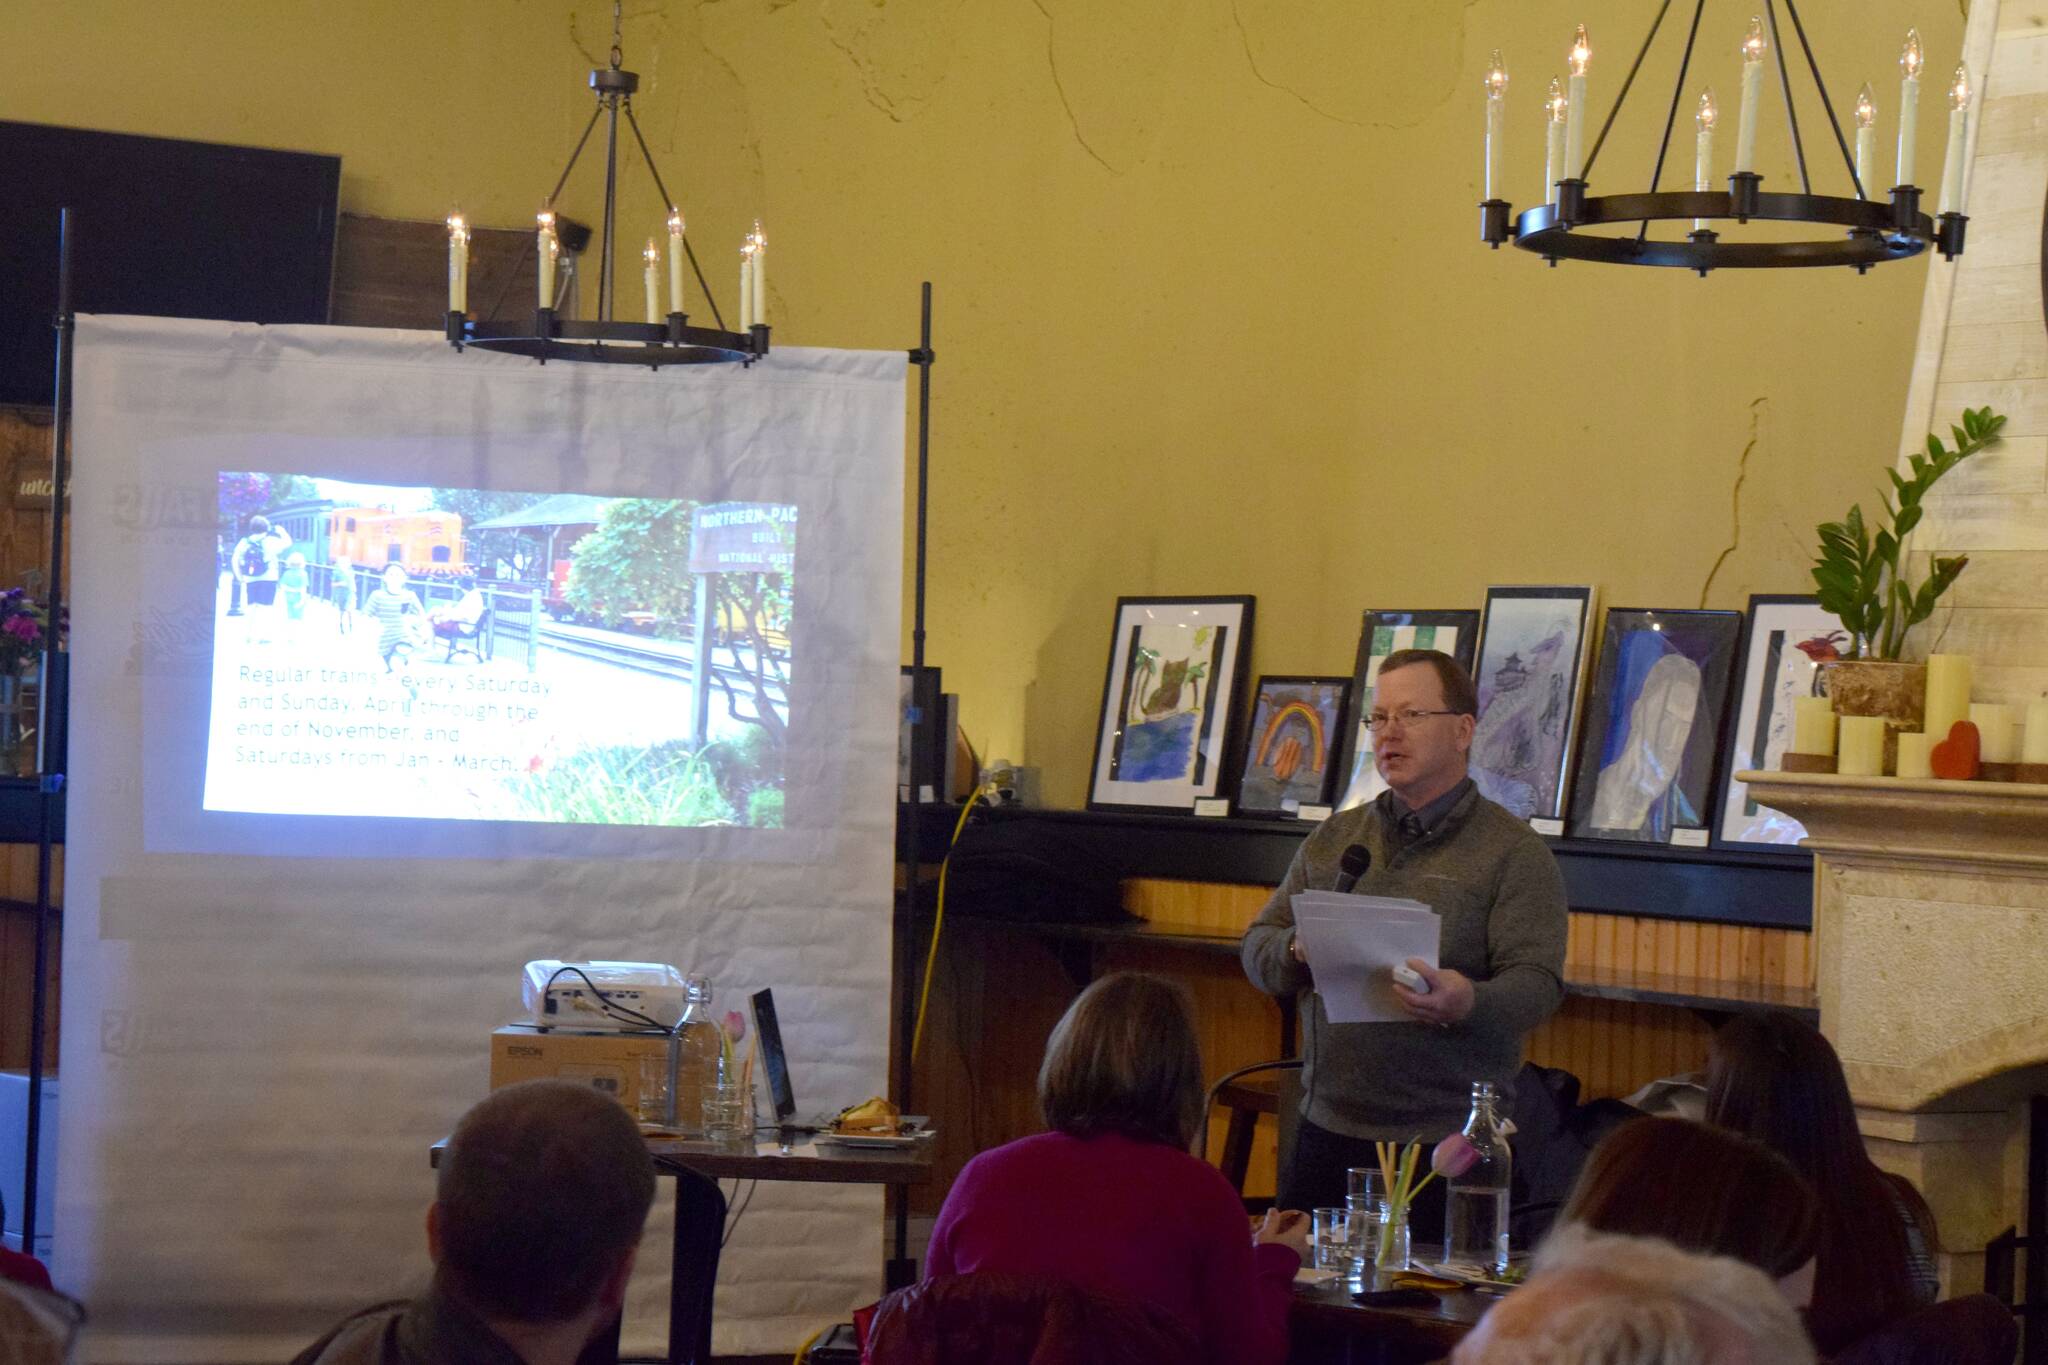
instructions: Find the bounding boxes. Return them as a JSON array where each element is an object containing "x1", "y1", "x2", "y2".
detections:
[{"x1": 2, "y1": 1, "x2": 1965, "y2": 805}]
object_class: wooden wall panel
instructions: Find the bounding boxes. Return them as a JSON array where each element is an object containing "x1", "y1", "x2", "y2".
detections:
[
  {"x1": 0, "y1": 847, "x2": 61, "y2": 1071},
  {"x1": 907, "y1": 878, "x2": 1821, "y2": 1215}
]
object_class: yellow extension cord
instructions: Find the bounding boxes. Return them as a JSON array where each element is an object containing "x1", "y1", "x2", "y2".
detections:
[
  {"x1": 791, "y1": 784, "x2": 991, "y2": 1364},
  {"x1": 911, "y1": 781, "x2": 989, "y2": 1064}
]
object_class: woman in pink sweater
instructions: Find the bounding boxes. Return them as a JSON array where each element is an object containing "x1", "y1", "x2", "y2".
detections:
[{"x1": 924, "y1": 972, "x2": 1308, "y2": 1364}]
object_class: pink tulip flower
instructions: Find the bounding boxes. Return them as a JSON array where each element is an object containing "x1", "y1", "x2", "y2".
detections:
[
  {"x1": 1433, "y1": 1132, "x2": 1481, "y2": 1179},
  {"x1": 722, "y1": 1009, "x2": 748, "y2": 1044}
]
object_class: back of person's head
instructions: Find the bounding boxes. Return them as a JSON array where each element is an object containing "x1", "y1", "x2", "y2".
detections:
[
  {"x1": 434, "y1": 1080, "x2": 655, "y2": 1323},
  {"x1": 1705, "y1": 1011, "x2": 1933, "y2": 1349},
  {"x1": 1561, "y1": 1116, "x2": 1819, "y2": 1279},
  {"x1": 1037, "y1": 972, "x2": 1203, "y2": 1150},
  {"x1": 1451, "y1": 1225, "x2": 1817, "y2": 1365},
  {"x1": 247, "y1": 515, "x2": 270, "y2": 535}
]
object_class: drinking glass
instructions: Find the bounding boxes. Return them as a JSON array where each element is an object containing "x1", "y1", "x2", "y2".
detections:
[
  {"x1": 701, "y1": 1077, "x2": 750, "y2": 1145},
  {"x1": 1311, "y1": 1207, "x2": 1353, "y2": 1273},
  {"x1": 1345, "y1": 1167, "x2": 1385, "y2": 1216},
  {"x1": 636, "y1": 1053, "x2": 674, "y2": 1126},
  {"x1": 1375, "y1": 1200, "x2": 1411, "y2": 1272}
]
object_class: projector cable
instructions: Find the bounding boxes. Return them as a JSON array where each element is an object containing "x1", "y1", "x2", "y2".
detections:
[{"x1": 542, "y1": 964, "x2": 675, "y2": 1034}]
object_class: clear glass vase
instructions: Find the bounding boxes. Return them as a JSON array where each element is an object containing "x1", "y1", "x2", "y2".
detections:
[{"x1": 1375, "y1": 1202, "x2": 1411, "y2": 1272}]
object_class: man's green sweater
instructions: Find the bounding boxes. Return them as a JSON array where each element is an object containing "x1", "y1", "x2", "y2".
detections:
[{"x1": 1240, "y1": 783, "x2": 1568, "y2": 1141}]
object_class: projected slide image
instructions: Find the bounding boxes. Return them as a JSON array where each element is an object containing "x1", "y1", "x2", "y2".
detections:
[{"x1": 205, "y1": 473, "x2": 794, "y2": 828}]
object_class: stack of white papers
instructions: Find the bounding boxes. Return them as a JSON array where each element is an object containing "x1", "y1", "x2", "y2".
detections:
[{"x1": 1290, "y1": 892, "x2": 1440, "y2": 1024}]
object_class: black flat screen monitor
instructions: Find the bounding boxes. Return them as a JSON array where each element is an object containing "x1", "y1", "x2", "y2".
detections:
[{"x1": 0, "y1": 120, "x2": 341, "y2": 406}]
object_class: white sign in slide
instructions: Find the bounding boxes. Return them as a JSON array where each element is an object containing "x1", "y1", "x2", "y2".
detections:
[{"x1": 61, "y1": 316, "x2": 905, "y2": 1359}]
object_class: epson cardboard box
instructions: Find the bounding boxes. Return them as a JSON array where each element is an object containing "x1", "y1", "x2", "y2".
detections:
[{"x1": 489, "y1": 1025, "x2": 674, "y2": 1118}]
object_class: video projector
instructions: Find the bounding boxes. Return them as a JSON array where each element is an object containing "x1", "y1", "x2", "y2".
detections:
[{"x1": 522, "y1": 960, "x2": 687, "y2": 1033}]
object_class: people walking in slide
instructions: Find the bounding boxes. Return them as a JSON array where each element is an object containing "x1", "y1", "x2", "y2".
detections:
[
  {"x1": 363, "y1": 563, "x2": 427, "y2": 673},
  {"x1": 231, "y1": 515, "x2": 291, "y2": 642},
  {"x1": 331, "y1": 552, "x2": 356, "y2": 635},
  {"x1": 279, "y1": 551, "x2": 311, "y2": 627}
]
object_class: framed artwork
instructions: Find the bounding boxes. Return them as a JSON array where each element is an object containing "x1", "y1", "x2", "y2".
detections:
[
  {"x1": 1334, "y1": 610, "x2": 1481, "y2": 811},
  {"x1": 1714, "y1": 594, "x2": 1849, "y2": 850},
  {"x1": 1237, "y1": 675, "x2": 1352, "y2": 816},
  {"x1": 1566, "y1": 608, "x2": 1743, "y2": 844},
  {"x1": 898, "y1": 665, "x2": 944, "y2": 801},
  {"x1": 1470, "y1": 585, "x2": 1598, "y2": 822},
  {"x1": 1088, "y1": 596, "x2": 1255, "y2": 814}
]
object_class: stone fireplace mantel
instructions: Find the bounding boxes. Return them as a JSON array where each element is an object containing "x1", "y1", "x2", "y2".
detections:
[{"x1": 1740, "y1": 770, "x2": 2048, "y2": 1289}]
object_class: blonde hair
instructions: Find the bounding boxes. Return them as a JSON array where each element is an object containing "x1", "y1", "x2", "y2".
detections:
[
  {"x1": 1450, "y1": 1226, "x2": 1817, "y2": 1365},
  {"x1": 1037, "y1": 973, "x2": 1205, "y2": 1150}
]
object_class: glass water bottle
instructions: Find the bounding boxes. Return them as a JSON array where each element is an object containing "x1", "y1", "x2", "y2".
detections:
[
  {"x1": 1444, "y1": 1080, "x2": 1513, "y2": 1275},
  {"x1": 672, "y1": 974, "x2": 722, "y2": 1138}
]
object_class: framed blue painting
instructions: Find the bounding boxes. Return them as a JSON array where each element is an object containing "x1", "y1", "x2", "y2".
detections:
[
  {"x1": 1088, "y1": 596, "x2": 1255, "y2": 814},
  {"x1": 1566, "y1": 607, "x2": 1743, "y2": 844}
]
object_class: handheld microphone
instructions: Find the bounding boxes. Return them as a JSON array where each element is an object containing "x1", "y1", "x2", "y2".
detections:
[{"x1": 1332, "y1": 844, "x2": 1372, "y2": 895}]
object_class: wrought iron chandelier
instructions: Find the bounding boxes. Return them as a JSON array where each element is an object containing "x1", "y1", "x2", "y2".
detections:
[
  {"x1": 1479, "y1": 1, "x2": 1972, "y2": 275},
  {"x1": 444, "y1": 2, "x2": 767, "y2": 365}
]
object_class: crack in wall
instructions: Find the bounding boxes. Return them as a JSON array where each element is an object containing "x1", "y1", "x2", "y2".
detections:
[
  {"x1": 1699, "y1": 396, "x2": 1766, "y2": 608},
  {"x1": 1229, "y1": 0, "x2": 1482, "y2": 132},
  {"x1": 1030, "y1": 0, "x2": 1124, "y2": 175},
  {"x1": 819, "y1": 14, "x2": 920, "y2": 124}
]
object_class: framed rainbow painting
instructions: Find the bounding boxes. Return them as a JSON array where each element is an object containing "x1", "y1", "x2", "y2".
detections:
[{"x1": 1236, "y1": 675, "x2": 1352, "y2": 816}]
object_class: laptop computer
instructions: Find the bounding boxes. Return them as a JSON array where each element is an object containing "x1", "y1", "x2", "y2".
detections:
[{"x1": 751, "y1": 988, "x2": 926, "y2": 1137}]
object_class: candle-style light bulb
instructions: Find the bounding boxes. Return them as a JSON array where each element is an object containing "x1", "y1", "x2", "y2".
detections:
[
  {"x1": 537, "y1": 208, "x2": 559, "y2": 311},
  {"x1": 1482, "y1": 49, "x2": 1509, "y2": 202},
  {"x1": 1733, "y1": 15, "x2": 1767, "y2": 175},
  {"x1": 446, "y1": 212, "x2": 469, "y2": 315},
  {"x1": 749, "y1": 219, "x2": 766, "y2": 327},
  {"x1": 1853, "y1": 83, "x2": 1878, "y2": 194},
  {"x1": 642, "y1": 238, "x2": 661, "y2": 324},
  {"x1": 1939, "y1": 63, "x2": 1972, "y2": 214},
  {"x1": 665, "y1": 207, "x2": 686, "y2": 315},
  {"x1": 1693, "y1": 90, "x2": 1717, "y2": 231},
  {"x1": 739, "y1": 240, "x2": 755, "y2": 330},
  {"x1": 1564, "y1": 25, "x2": 1591, "y2": 182},
  {"x1": 1544, "y1": 76, "x2": 1568, "y2": 191},
  {"x1": 1898, "y1": 29, "x2": 1925, "y2": 187}
]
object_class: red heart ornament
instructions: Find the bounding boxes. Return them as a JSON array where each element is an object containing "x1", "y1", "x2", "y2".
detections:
[{"x1": 1930, "y1": 720, "x2": 1982, "y2": 780}]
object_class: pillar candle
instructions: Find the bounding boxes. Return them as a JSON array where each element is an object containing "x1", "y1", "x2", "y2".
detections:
[
  {"x1": 750, "y1": 221, "x2": 766, "y2": 326},
  {"x1": 1564, "y1": 25, "x2": 1590, "y2": 181},
  {"x1": 537, "y1": 211, "x2": 558, "y2": 311},
  {"x1": 1924, "y1": 653, "x2": 1972, "y2": 739},
  {"x1": 1972, "y1": 703, "x2": 2017, "y2": 763},
  {"x1": 1483, "y1": 50, "x2": 1509, "y2": 201},
  {"x1": 643, "y1": 240, "x2": 661, "y2": 324},
  {"x1": 1791, "y1": 696, "x2": 1837, "y2": 755},
  {"x1": 1895, "y1": 731, "x2": 1935, "y2": 779},
  {"x1": 1544, "y1": 78, "x2": 1567, "y2": 191},
  {"x1": 1897, "y1": 29, "x2": 1923, "y2": 186},
  {"x1": 745, "y1": 245, "x2": 761, "y2": 331},
  {"x1": 446, "y1": 213, "x2": 469, "y2": 314},
  {"x1": 667, "y1": 209, "x2": 686, "y2": 314},
  {"x1": 1693, "y1": 90, "x2": 1717, "y2": 231},
  {"x1": 1854, "y1": 84, "x2": 1877, "y2": 194},
  {"x1": 1734, "y1": 16, "x2": 1766, "y2": 175},
  {"x1": 2024, "y1": 702, "x2": 2048, "y2": 765},
  {"x1": 1939, "y1": 65, "x2": 1970, "y2": 214},
  {"x1": 1838, "y1": 715, "x2": 1888, "y2": 776}
]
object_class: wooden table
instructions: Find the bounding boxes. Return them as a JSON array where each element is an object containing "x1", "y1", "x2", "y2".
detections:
[
  {"x1": 431, "y1": 1131, "x2": 933, "y2": 1365},
  {"x1": 1289, "y1": 1273, "x2": 1495, "y2": 1364}
]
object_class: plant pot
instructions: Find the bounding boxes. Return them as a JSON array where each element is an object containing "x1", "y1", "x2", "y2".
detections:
[{"x1": 1822, "y1": 660, "x2": 1927, "y2": 774}]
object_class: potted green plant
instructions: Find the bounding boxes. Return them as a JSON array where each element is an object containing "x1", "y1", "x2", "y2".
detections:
[{"x1": 1811, "y1": 405, "x2": 2005, "y2": 747}]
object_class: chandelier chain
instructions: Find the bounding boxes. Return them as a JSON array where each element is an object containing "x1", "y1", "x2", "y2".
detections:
[
  {"x1": 1638, "y1": 0, "x2": 1711, "y2": 243},
  {"x1": 1581, "y1": 0, "x2": 1675, "y2": 182},
  {"x1": 1763, "y1": 0, "x2": 1811, "y2": 194},
  {"x1": 610, "y1": 0, "x2": 624, "y2": 70},
  {"x1": 1780, "y1": 0, "x2": 1867, "y2": 200}
]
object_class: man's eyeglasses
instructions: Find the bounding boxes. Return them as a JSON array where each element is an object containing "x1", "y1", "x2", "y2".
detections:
[{"x1": 1364, "y1": 708, "x2": 1461, "y2": 733}]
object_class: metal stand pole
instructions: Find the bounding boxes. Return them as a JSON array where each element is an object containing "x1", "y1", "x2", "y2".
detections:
[
  {"x1": 23, "y1": 207, "x2": 75, "y2": 1257},
  {"x1": 888, "y1": 283, "x2": 935, "y2": 1291}
]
